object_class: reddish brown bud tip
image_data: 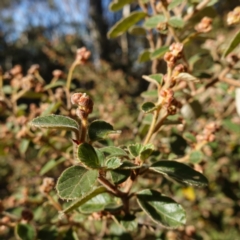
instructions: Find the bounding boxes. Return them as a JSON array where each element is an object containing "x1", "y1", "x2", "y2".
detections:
[
  {"x1": 195, "y1": 17, "x2": 212, "y2": 33},
  {"x1": 21, "y1": 209, "x2": 34, "y2": 222}
]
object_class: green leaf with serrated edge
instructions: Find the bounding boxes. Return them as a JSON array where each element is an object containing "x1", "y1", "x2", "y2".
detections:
[
  {"x1": 168, "y1": 16, "x2": 185, "y2": 28},
  {"x1": 144, "y1": 14, "x2": 165, "y2": 28},
  {"x1": 31, "y1": 115, "x2": 79, "y2": 134},
  {"x1": 95, "y1": 148, "x2": 105, "y2": 167},
  {"x1": 141, "y1": 90, "x2": 158, "y2": 98},
  {"x1": 168, "y1": 0, "x2": 184, "y2": 10},
  {"x1": 78, "y1": 143, "x2": 101, "y2": 169},
  {"x1": 88, "y1": 120, "x2": 121, "y2": 142},
  {"x1": 140, "y1": 149, "x2": 154, "y2": 161},
  {"x1": 110, "y1": 169, "x2": 131, "y2": 184},
  {"x1": 150, "y1": 161, "x2": 208, "y2": 187},
  {"x1": 151, "y1": 46, "x2": 169, "y2": 60},
  {"x1": 40, "y1": 157, "x2": 65, "y2": 175},
  {"x1": 109, "y1": 0, "x2": 133, "y2": 12},
  {"x1": 99, "y1": 146, "x2": 128, "y2": 158},
  {"x1": 183, "y1": 132, "x2": 196, "y2": 143},
  {"x1": 189, "y1": 150, "x2": 203, "y2": 164},
  {"x1": 128, "y1": 26, "x2": 146, "y2": 36},
  {"x1": 61, "y1": 186, "x2": 107, "y2": 214},
  {"x1": 174, "y1": 72, "x2": 199, "y2": 82},
  {"x1": 80, "y1": 192, "x2": 116, "y2": 214},
  {"x1": 16, "y1": 223, "x2": 36, "y2": 240},
  {"x1": 223, "y1": 30, "x2": 240, "y2": 57},
  {"x1": 105, "y1": 157, "x2": 122, "y2": 169},
  {"x1": 137, "y1": 189, "x2": 186, "y2": 228},
  {"x1": 56, "y1": 166, "x2": 98, "y2": 200},
  {"x1": 107, "y1": 12, "x2": 147, "y2": 38},
  {"x1": 128, "y1": 143, "x2": 154, "y2": 161},
  {"x1": 141, "y1": 102, "x2": 156, "y2": 113},
  {"x1": 138, "y1": 49, "x2": 151, "y2": 63},
  {"x1": 128, "y1": 143, "x2": 142, "y2": 157}
]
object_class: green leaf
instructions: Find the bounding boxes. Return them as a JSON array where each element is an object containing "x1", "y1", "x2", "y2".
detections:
[
  {"x1": 95, "y1": 148, "x2": 105, "y2": 167},
  {"x1": 22, "y1": 91, "x2": 44, "y2": 99},
  {"x1": 138, "y1": 49, "x2": 151, "y2": 63},
  {"x1": 61, "y1": 186, "x2": 107, "y2": 214},
  {"x1": 142, "y1": 74, "x2": 163, "y2": 86},
  {"x1": 183, "y1": 132, "x2": 196, "y2": 143},
  {"x1": 88, "y1": 120, "x2": 121, "y2": 142},
  {"x1": 168, "y1": 0, "x2": 184, "y2": 10},
  {"x1": 40, "y1": 102, "x2": 61, "y2": 116},
  {"x1": 16, "y1": 223, "x2": 36, "y2": 240},
  {"x1": 43, "y1": 81, "x2": 65, "y2": 90},
  {"x1": 223, "y1": 30, "x2": 240, "y2": 57},
  {"x1": 80, "y1": 192, "x2": 116, "y2": 214},
  {"x1": 19, "y1": 139, "x2": 30, "y2": 154},
  {"x1": 107, "y1": 12, "x2": 147, "y2": 38},
  {"x1": 144, "y1": 14, "x2": 165, "y2": 28},
  {"x1": 99, "y1": 146, "x2": 128, "y2": 158},
  {"x1": 128, "y1": 143, "x2": 154, "y2": 160},
  {"x1": 56, "y1": 166, "x2": 98, "y2": 200},
  {"x1": 189, "y1": 150, "x2": 203, "y2": 164},
  {"x1": 137, "y1": 189, "x2": 186, "y2": 228},
  {"x1": 40, "y1": 157, "x2": 66, "y2": 175},
  {"x1": 110, "y1": 169, "x2": 131, "y2": 184},
  {"x1": 168, "y1": 16, "x2": 185, "y2": 28},
  {"x1": 31, "y1": 115, "x2": 79, "y2": 134},
  {"x1": 140, "y1": 90, "x2": 158, "y2": 98},
  {"x1": 109, "y1": 0, "x2": 133, "y2": 12},
  {"x1": 128, "y1": 26, "x2": 146, "y2": 36},
  {"x1": 150, "y1": 160, "x2": 208, "y2": 187},
  {"x1": 150, "y1": 46, "x2": 169, "y2": 60},
  {"x1": 174, "y1": 72, "x2": 199, "y2": 82},
  {"x1": 222, "y1": 119, "x2": 240, "y2": 133},
  {"x1": 105, "y1": 157, "x2": 122, "y2": 169},
  {"x1": 118, "y1": 161, "x2": 144, "y2": 170},
  {"x1": 78, "y1": 143, "x2": 101, "y2": 169},
  {"x1": 141, "y1": 102, "x2": 156, "y2": 113}
]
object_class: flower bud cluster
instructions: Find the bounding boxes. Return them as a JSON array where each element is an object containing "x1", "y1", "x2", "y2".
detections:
[
  {"x1": 196, "y1": 122, "x2": 219, "y2": 143},
  {"x1": 227, "y1": 6, "x2": 240, "y2": 25},
  {"x1": 164, "y1": 43, "x2": 184, "y2": 67},
  {"x1": 160, "y1": 89, "x2": 182, "y2": 115},
  {"x1": 195, "y1": 17, "x2": 212, "y2": 33},
  {"x1": 71, "y1": 93, "x2": 94, "y2": 119},
  {"x1": 39, "y1": 177, "x2": 55, "y2": 194},
  {"x1": 75, "y1": 47, "x2": 91, "y2": 64}
]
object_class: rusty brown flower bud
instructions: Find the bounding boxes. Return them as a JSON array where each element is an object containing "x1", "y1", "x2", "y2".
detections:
[
  {"x1": 169, "y1": 42, "x2": 183, "y2": 57},
  {"x1": 227, "y1": 6, "x2": 240, "y2": 25},
  {"x1": 28, "y1": 64, "x2": 40, "y2": 74},
  {"x1": 71, "y1": 93, "x2": 94, "y2": 118},
  {"x1": 195, "y1": 17, "x2": 212, "y2": 33},
  {"x1": 71, "y1": 92, "x2": 84, "y2": 105},
  {"x1": 52, "y1": 69, "x2": 63, "y2": 78},
  {"x1": 21, "y1": 209, "x2": 33, "y2": 222},
  {"x1": 77, "y1": 94, "x2": 94, "y2": 115},
  {"x1": 10, "y1": 65, "x2": 22, "y2": 76},
  {"x1": 39, "y1": 177, "x2": 55, "y2": 194},
  {"x1": 76, "y1": 47, "x2": 91, "y2": 64}
]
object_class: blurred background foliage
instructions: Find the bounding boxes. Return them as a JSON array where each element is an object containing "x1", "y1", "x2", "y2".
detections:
[{"x1": 0, "y1": 0, "x2": 240, "y2": 239}]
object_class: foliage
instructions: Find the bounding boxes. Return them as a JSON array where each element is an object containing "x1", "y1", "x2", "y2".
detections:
[{"x1": 0, "y1": 1, "x2": 240, "y2": 239}]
